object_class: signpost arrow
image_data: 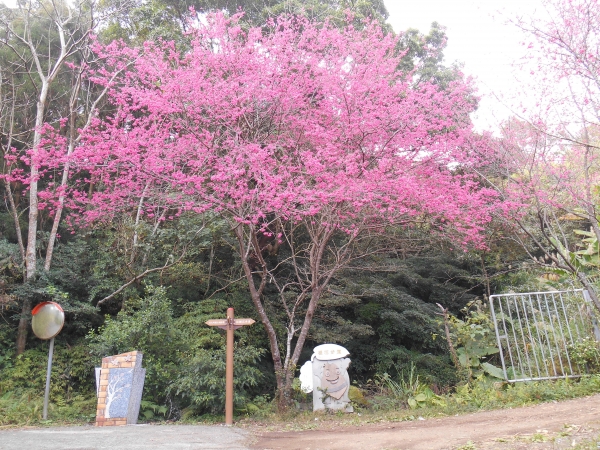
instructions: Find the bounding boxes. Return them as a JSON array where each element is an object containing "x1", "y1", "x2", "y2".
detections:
[
  {"x1": 205, "y1": 319, "x2": 228, "y2": 327},
  {"x1": 205, "y1": 308, "x2": 255, "y2": 425}
]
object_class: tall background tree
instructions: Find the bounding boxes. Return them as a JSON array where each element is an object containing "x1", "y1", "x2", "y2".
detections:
[
  {"x1": 97, "y1": 0, "x2": 389, "y2": 44},
  {"x1": 0, "y1": 0, "x2": 134, "y2": 354},
  {"x1": 490, "y1": 0, "x2": 600, "y2": 307}
]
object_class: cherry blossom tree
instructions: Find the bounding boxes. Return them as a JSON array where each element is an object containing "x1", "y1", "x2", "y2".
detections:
[
  {"x1": 71, "y1": 14, "x2": 500, "y2": 407},
  {"x1": 491, "y1": 0, "x2": 600, "y2": 307}
]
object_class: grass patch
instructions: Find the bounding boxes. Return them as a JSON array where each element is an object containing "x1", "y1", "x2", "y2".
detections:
[
  {"x1": 0, "y1": 389, "x2": 96, "y2": 427},
  {"x1": 236, "y1": 375, "x2": 600, "y2": 429},
  {"x1": 2, "y1": 375, "x2": 600, "y2": 428}
]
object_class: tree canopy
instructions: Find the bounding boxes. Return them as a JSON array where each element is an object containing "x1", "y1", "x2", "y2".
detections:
[{"x1": 61, "y1": 13, "x2": 502, "y2": 406}]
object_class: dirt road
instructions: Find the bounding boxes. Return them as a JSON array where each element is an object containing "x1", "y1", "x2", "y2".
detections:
[
  {"x1": 2, "y1": 395, "x2": 600, "y2": 450},
  {"x1": 251, "y1": 394, "x2": 600, "y2": 450}
]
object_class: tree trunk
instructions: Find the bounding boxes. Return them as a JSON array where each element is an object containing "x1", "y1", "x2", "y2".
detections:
[
  {"x1": 15, "y1": 298, "x2": 31, "y2": 356},
  {"x1": 233, "y1": 224, "x2": 287, "y2": 407},
  {"x1": 7, "y1": 0, "x2": 104, "y2": 355},
  {"x1": 44, "y1": 84, "x2": 79, "y2": 272},
  {"x1": 3, "y1": 181, "x2": 25, "y2": 265},
  {"x1": 15, "y1": 83, "x2": 48, "y2": 355},
  {"x1": 578, "y1": 273, "x2": 600, "y2": 311}
]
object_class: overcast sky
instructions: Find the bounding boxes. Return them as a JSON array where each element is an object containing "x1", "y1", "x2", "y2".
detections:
[{"x1": 385, "y1": 0, "x2": 545, "y2": 130}]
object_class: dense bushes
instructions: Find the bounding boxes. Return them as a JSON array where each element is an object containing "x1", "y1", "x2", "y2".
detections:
[
  {"x1": 87, "y1": 286, "x2": 265, "y2": 418},
  {"x1": 0, "y1": 234, "x2": 517, "y2": 423},
  {"x1": 0, "y1": 342, "x2": 96, "y2": 424},
  {"x1": 1, "y1": 213, "x2": 593, "y2": 424}
]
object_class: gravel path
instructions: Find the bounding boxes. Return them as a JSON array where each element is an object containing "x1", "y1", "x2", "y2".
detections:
[{"x1": 0, "y1": 424, "x2": 252, "y2": 450}]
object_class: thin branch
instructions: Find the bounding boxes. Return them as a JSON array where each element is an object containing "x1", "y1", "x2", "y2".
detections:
[{"x1": 96, "y1": 225, "x2": 207, "y2": 306}]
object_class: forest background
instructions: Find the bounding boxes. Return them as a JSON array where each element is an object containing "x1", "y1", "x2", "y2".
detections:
[{"x1": 1, "y1": 0, "x2": 599, "y2": 423}]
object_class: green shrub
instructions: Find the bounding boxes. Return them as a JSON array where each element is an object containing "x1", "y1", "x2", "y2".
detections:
[
  {"x1": 0, "y1": 390, "x2": 44, "y2": 425},
  {"x1": 0, "y1": 342, "x2": 95, "y2": 400},
  {"x1": 451, "y1": 375, "x2": 600, "y2": 410},
  {"x1": 348, "y1": 385, "x2": 368, "y2": 407},
  {"x1": 87, "y1": 285, "x2": 265, "y2": 418},
  {"x1": 171, "y1": 341, "x2": 264, "y2": 415},
  {"x1": 568, "y1": 337, "x2": 600, "y2": 373},
  {"x1": 448, "y1": 300, "x2": 503, "y2": 380},
  {"x1": 375, "y1": 362, "x2": 446, "y2": 409},
  {"x1": 0, "y1": 341, "x2": 96, "y2": 425},
  {"x1": 88, "y1": 286, "x2": 188, "y2": 400}
]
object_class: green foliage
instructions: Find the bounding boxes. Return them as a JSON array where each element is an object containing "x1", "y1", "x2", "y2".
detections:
[
  {"x1": 87, "y1": 285, "x2": 266, "y2": 417},
  {"x1": 170, "y1": 297, "x2": 266, "y2": 415},
  {"x1": 574, "y1": 229, "x2": 600, "y2": 267},
  {"x1": 0, "y1": 348, "x2": 48, "y2": 393},
  {"x1": 568, "y1": 337, "x2": 600, "y2": 373},
  {"x1": 396, "y1": 22, "x2": 461, "y2": 88},
  {"x1": 451, "y1": 375, "x2": 600, "y2": 410},
  {"x1": 236, "y1": 395, "x2": 276, "y2": 419},
  {"x1": 0, "y1": 237, "x2": 22, "y2": 280},
  {"x1": 348, "y1": 385, "x2": 368, "y2": 407},
  {"x1": 98, "y1": 0, "x2": 389, "y2": 46},
  {"x1": 257, "y1": 0, "x2": 388, "y2": 29},
  {"x1": 0, "y1": 390, "x2": 44, "y2": 425},
  {"x1": 140, "y1": 400, "x2": 168, "y2": 420},
  {"x1": 375, "y1": 363, "x2": 446, "y2": 409},
  {"x1": 365, "y1": 373, "x2": 600, "y2": 416},
  {"x1": 449, "y1": 300, "x2": 503, "y2": 380},
  {"x1": 0, "y1": 388, "x2": 96, "y2": 426},
  {"x1": 87, "y1": 285, "x2": 187, "y2": 409},
  {"x1": 324, "y1": 252, "x2": 483, "y2": 387},
  {"x1": 539, "y1": 227, "x2": 600, "y2": 285},
  {"x1": 170, "y1": 342, "x2": 264, "y2": 415},
  {"x1": 0, "y1": 342, "x2": 95, "y2": 399},
  {"x1": 0, "y1": 340, "x2": 96, "y2": 424},
  {"x1": 0, "y1": 322, "x2": 15, "y2": 368}
]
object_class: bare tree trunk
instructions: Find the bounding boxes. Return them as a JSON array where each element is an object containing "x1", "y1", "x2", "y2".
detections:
[
  {"x1": 17, "y1": 83, "x2": 48, "y2": 354},
  {"x1": 233, "y1": 224, "x2": 285, "y2": 394},
  {"x1": 44, "y1": 72, "x2": 82, "y2": 272},
  {"x1": 204, "y1": 243, "x2": 214, "y2": 296},
  {"x1": 0, "y1": 77, "x2": 26, "y2": 267},
  {"x1": 24, "y1": 84, "x2": 47, "y2": 281},
  {"x1": 480, "y1": 253, "x2": 491, "y2": 299},
  {"x1": 15, "y1": 298, "x2": 31, "y2": 356},
  {"x1": 3, "y1": 180, "x2": 25, "y2": 265},
  {"x1": 577, "y1": 273, "x2": 600, "y2": 311},
  {"x1": 437, "y1": 303, "x2": 461, "y2": 371}
]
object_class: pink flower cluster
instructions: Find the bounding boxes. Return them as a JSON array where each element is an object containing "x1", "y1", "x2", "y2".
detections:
[{"x1": 56, "y1": 14, "x2": 500, "y2": 246}]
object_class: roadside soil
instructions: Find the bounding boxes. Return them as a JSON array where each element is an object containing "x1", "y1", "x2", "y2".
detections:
[{"x1": 250, "y1": 394, "x2": 600, "y2": 450}]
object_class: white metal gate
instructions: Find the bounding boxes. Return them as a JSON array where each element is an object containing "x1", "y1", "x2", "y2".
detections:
[{"x1": 489, "y1": 289, "x2": 600, "y2": 382}]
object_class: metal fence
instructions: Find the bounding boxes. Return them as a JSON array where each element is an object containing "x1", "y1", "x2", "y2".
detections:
[{"x1": 489, "y1": 289, "x2": 600, "y2": 382}]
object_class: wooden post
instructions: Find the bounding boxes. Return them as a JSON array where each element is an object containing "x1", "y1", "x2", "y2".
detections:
[
  {"x1": 206, "y1": 308, "x2": 255, "y2": 426},
  {"x1": 225, "y1": 307, "x2": 234, "y2": 426}
]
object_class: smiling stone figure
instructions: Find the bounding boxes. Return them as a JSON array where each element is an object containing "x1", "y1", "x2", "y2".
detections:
[
  {"x1": 306, "y1": 344, "x2": 353, "y2": 412},
  {"x1": 321, "y1": 362, "x2": 348, "y2": 399}
]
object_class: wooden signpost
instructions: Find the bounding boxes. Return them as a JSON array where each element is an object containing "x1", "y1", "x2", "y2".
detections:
[{"x1": 205, "y1": 307, "x2": 255, "y2": 425}]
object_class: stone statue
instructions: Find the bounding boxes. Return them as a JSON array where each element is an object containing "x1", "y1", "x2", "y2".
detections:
[{"x1": 299, "y1": 344, "x2": 353, "y2": 412}]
